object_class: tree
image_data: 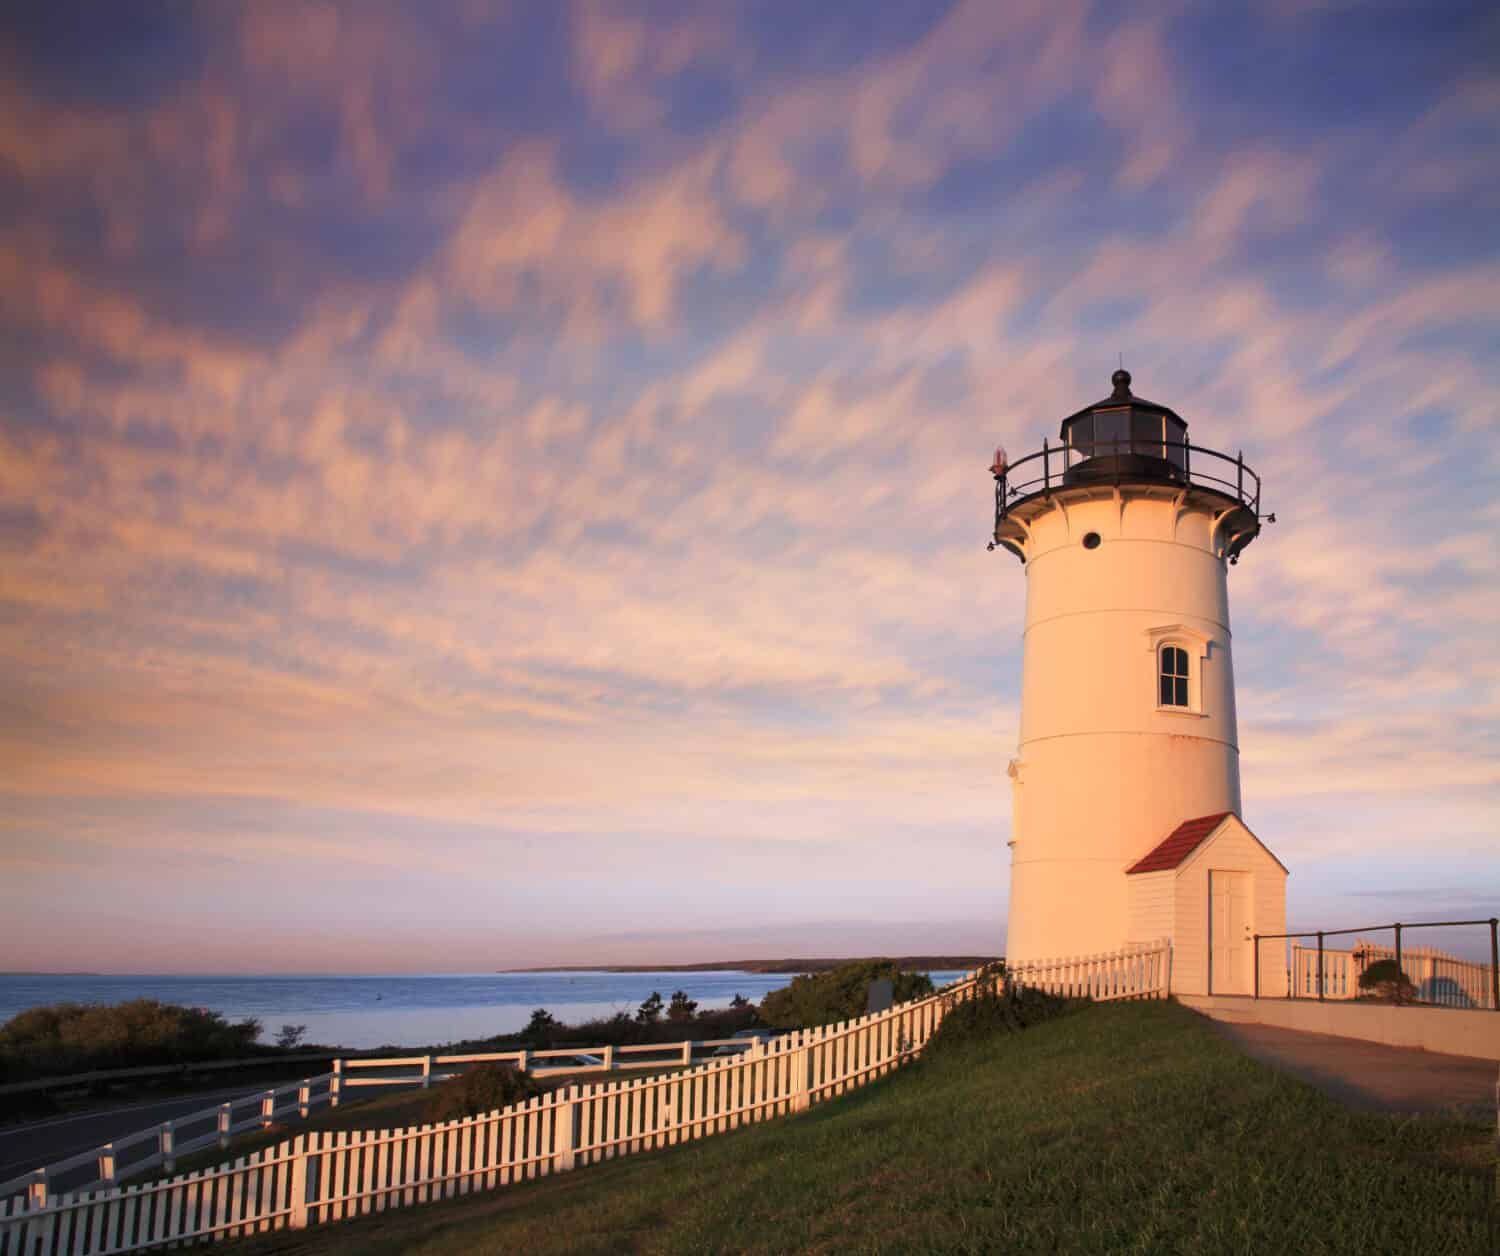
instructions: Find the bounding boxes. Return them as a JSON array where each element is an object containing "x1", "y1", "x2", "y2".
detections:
[
  {"x1": 635, "y1": 991, "x2": 664, "y2": 1025},
  {"x1": 729, "y1": 993, "x2": 751, "y2": 1010},
  {"x1": 666, "y1": 990, "x2": 698, "y2": 1022},
  {"x1": 0, "y1": 1000, "x2": 264, "y2": 1084},
  {"x1": 523, "y1": 1008, "x2": 561, "y2": 1045},
  {"x1": 758, "y1": 961, "x2": 935, "y2": 1030},
  {"x1": 275, "y1": 1024, "x2": 308, "y2": 1050}
]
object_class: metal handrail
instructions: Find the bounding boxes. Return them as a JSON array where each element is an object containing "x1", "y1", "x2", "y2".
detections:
[
  {"x1": 993, "y1": 438, "x2": 1260, "y2": 525},
  {"x1": 1252, "y1": 916, "x2": 1499, "y2": 1010}
]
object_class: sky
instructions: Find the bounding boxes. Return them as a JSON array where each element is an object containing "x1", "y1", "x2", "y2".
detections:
[{"x1": 1, "y1": 1, "x2": 1497, "y2": 974}]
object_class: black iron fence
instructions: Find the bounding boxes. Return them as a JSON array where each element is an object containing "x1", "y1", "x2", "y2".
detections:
[
  {"x1": 1254, "y1": 917, "x2": 1499, "y2": 1010},
  {"x1": 993, "y1": 437, "x2": 1261, "y2": 524}
]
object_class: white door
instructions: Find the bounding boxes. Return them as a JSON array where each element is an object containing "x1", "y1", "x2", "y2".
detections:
[{"x1": 1209, "y1": 871, "x2": 1253, "y2": 995}]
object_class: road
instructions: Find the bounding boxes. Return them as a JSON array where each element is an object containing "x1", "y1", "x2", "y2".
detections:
[
  {"x1": 0, "y1": 1083, "x2": 293, "y2": 1186},
  {"x1": 1203, "y1": 1017, "x2": 1496, "y2": 1117}
]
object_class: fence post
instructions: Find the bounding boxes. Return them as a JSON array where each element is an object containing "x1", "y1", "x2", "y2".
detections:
[
  {"x1": 98, "y1": 1143, "x2": 117, "y2": 1186},
  {"x1": 421, "y1": 1056, "x2": 433, "y2": 1089},
  {"x1": 261, "y1": 1091, "x2": 276, "y2": 1129},
  {"x1": 218, "y1": 1102, "x2": 232, "y2": 1149},
  {"x1": 1394, "y1": 923, "x2": 1403, "y2": 1002},
  {"x1": 517, "y1": 1050, "x2": 529, "y2": 1075},
  {"x1": 289, "y1": 1134, "x2": 311, "y2": 1229},
  {"x1": 554, "y1": 1089, "x2": 577, "y2": 1172},
  {"x1": 791, "y1": 1044, "x2": 811, "y2": 1112},
  {"x1": 329, "y1": 1058, "x2": 342, "y2": 1108},
  {"x1": 1253, "y1": 935, "x2": 1260, "y2": 1000},
  {"x1": 601, "y1": 1044, "x2": 614, "y2": 1073},
  {"x1": 160, "y1": 1120, "x2": 175, "y2": 1172},
  {"x1": 1316, "y1": 931, "x2": 1325, "y2": 1001},
  {"x1": 26, "y1": 1169, "x2": 47, "y2": 1208},
  {"x1": 1490, "y1": 918, "x2": 1498, "y2": 1012},
  {"x1": 299, "y1": 1079, "x2": 311, "y2": 1118},
  {"x1": 681, "y1": 1041, "x2": 692, "y2": 1067}
]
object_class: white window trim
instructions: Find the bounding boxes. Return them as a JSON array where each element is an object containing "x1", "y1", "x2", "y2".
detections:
[{"x1": 1144, "y1": 624, "x2": 1212, "y2": 716}]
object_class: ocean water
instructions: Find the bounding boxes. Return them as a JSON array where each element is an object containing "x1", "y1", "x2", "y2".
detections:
[{"x1": 0, "y1": 970, "x2": 969, "y2": 1051}]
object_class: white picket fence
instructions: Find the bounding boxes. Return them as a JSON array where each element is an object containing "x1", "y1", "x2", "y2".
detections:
[
  {"x1": 0, "y1": 1036, "x2": 786, "y2": 1203},
  {"x1": 0, "y1": 944, "x2": 1168, "y2": 1254},
  {"x1": 1007, "y1": 938, "x2": 1171, "y2": 1002},
  {"x1": 1290, "y1": 940, "x2": 1497, "y2": 1008}
]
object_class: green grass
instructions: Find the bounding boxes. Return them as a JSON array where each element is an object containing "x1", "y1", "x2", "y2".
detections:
[{"x1": 229, "y1": 1001, "x2": 1491, "y2": 1255}]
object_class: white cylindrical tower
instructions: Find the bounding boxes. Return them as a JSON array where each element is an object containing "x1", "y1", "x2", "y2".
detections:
[{"x1": 992, "y1": 371, "x2": 1264, "y2": 964}]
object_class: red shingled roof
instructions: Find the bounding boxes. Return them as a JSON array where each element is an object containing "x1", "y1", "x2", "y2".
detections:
[{"x1": 1126, "y1": 812, "x2": 1234, "y2": 874}]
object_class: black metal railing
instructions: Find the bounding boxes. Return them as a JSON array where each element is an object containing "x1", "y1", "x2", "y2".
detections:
[
  {"x1": 1254, "y1": 917, "x2": 1499, "y2": 1011},
  {"x1": 993, "y1": 438, "x2": 1260, "y2": 525}
]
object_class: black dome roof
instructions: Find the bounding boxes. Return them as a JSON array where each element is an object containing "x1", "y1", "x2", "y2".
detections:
[{"x1": 1058, "y1": 369, "x2": 1186, "y2": 438}]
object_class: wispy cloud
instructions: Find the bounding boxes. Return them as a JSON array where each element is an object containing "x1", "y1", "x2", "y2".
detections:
[{"x1": 1, "y1": 1, "x2": 1496, "y2": 971}]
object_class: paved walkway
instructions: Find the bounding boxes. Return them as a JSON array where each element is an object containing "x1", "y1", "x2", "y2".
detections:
[{"x1": 1203, "y1": 1016, "x2": 1497, "y2": 1118}]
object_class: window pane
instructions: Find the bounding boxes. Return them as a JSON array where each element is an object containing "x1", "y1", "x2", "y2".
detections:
[
  {"x1": 1165, "y1": 418, "x2": 1187, "y2": 471},
  {"x1": 1160, "y1": 675, "x2": 1174, "y2": 705},
  {"x1": 1132, "y1": 412, "x2": 1163, "y2": 458},
  {"x1": 1095, "y1": 410, "x2": 1127, "y2": 451},
  {"x1": 1175, "y1": 677, "x2": 1189, "y2": 707},
  {"x1": 1068, "y1": 415, "x2": 1093, "y2": 457}
]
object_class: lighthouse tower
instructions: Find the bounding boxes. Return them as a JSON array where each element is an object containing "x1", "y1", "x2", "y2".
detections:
[{"x1": 992, "y1": 371, "x2": 1287, "y2": 996}]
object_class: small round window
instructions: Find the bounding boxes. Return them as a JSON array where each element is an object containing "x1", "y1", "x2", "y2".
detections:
[{"x1": 1082, "y1": 532, "x2": 1101, "y2": 550}]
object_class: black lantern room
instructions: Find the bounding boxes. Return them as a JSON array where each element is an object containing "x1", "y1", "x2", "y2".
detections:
[{"x1": 1058, "y1": 369, "x2": 1187, "y2": 486}]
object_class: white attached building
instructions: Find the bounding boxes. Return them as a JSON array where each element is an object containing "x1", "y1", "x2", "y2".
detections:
[
  {"x1": 1125, "y1": 812, "x2": 1287, "y2": 996},
  {"x1": 991, "y1": 371, "x2": 1287, "y2": 996}
]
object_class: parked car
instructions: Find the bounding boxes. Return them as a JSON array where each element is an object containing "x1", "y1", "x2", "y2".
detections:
[
  {"x1": 713, "y1": 1029, "x2": 773, "y2": 1057},
  {"x1": 543, "y1": 1052, "x2": 604, "y2": 1070}
]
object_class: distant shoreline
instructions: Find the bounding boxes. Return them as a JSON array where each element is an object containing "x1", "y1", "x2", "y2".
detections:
[{"x1": 501, "y1": 956, "x2": 999, "y2": 975}]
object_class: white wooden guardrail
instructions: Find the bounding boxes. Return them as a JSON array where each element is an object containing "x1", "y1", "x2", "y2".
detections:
[
  {"x1": 0, "y1": 1036, "x2": 780, "y2": 1203},
  {"x1": 0, "y1": 1075, "x2": 338, "y2": 1205},
  {"x1": 0, "y1": 944, "x2": 1168, "y2": 1253}
]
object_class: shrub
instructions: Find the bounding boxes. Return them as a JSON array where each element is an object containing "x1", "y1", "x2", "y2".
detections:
[
  {"x1": 0, "y1": 1000, "x2": 263, "y2": 1084},
  {"x1": 924, "y1": 980, "x2": 1074, "y2": 1055},
  {"x1": 1357, "y1": 958, "x2": 1415, "y2": 1002},
  {"x1": 758, "y1": 961, "x2": 935, "y2": 1030},
  {"x1": 425, "y1": 1063, "x2": 541, "y2": 1123},
  {"x1": 666, "y1": 991, "x2": 698, "y2": 1022},
  {"x1": 523, "y1": 1008, "x2": 561, "y2": 1046}
]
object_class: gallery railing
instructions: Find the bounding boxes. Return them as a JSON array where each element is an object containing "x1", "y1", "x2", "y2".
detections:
[
  {"x1": 993, "y1": 438, "x2": 1261, "y2": 526},
  {"x1": 1253, "y1": 918, "x2": 1499, "y2": 1011}
]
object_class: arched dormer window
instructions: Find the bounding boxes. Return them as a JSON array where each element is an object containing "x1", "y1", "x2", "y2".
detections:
[
  {"x1": 1144, "y1": 624, "x2": 1212, "y2": 716},
  {"x1": 1159, "y1": 646, "x2": 1190, "y2": 708}
]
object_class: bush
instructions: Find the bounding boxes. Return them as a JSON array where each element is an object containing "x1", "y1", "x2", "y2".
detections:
[
  {"x1": 758, "y1": 961, "x2": 935, "y2": 1030},
  {"x1": 523, "y1": 1008, "x2": 561, "y2": 1046},
  {"x1": 425, "y1": 1062, "x2": 541, "y2": 1123},
  {"x1": 1357, "y1": 958, "x2": 1415, "y2": 1002},
  {"x1": 924, "y1": 980, "x2": 1074, "y2": 1054},
  {"x1": 0, "y1": 1000, "x2": 264, "y2": 1084}
]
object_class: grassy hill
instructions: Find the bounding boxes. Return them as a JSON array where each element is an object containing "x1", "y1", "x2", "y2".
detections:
[{"x1": 232, "y1": 1000, "x2": 1490, "y2": 1255}]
